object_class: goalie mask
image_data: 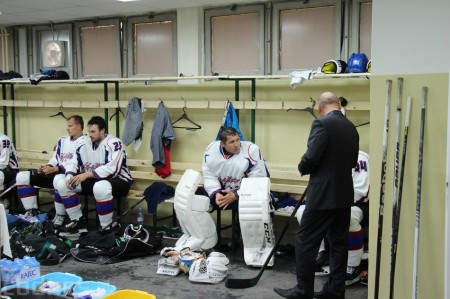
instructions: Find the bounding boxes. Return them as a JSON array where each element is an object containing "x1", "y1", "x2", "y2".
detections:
[
  {"x1": 321, "y1": 60, "x2": 347, "y2": 74},
  {"x1": 124, "y1": 224, "x2": 150, "y2": 243}
]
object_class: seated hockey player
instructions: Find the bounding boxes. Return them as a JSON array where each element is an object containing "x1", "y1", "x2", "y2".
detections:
[
  {"x1": 16, "y1": 115, "x2": 86, "y2": 219},
  {"x1": 202, "y1": 127, "x2": 274, "y2": 267}
]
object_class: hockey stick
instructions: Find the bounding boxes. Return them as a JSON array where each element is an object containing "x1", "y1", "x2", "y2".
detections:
[
  {"x1": 216, "y1": 99, "x2": 231, "y2": 138},
  {"x1": 412, "y1": 87, "x2": 427, "y2": 299},
  {"x1": 374, "y1": 79, "x2": 392, "y2": 299},
  {"x1": 389, "y1": 77, "x2": 403, "y2": 299},
  {"x1": 101, "y1": 195, "x2": 147, "y2": 231},
  {"x1": 0, "y1": 183, "x2": 17, "y2": 198},
  {"x1": 225, "y1": 187, "x2": 307, "y2": 289}
]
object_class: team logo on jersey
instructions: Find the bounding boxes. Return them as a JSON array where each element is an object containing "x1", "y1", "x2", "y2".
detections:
[
  {"x1": 84, "y1": 162, "x2": 103, "y2": 171},
  {"x1": 60, "y1": 152, "x2": 74, "y2": 162},
  {"x1": 219, "y1": 176, "x2": 241, "y2": 189}
]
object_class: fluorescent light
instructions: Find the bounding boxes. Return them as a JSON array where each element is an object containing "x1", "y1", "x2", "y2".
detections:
[{"x1": 117, "y1": 0, "x2": 140, "y2": 2}]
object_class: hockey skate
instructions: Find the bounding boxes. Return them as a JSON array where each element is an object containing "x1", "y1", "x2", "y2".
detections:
[
  {"x1": 59, "y1": 217, "x2": 88, "y2": 240},
  {"x1": 345, "y1": 266, "x2": 361, "y2": 286}
]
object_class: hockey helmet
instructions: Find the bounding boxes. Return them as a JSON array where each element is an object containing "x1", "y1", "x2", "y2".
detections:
[
  {"x1": 321, "y1": 60, "x2": 347, "y2": 74},
  {"x1": 366, "y1": 60, "x2": 372, "y2": 73},
  {"x1": 347, "y1": 53, "x2": 369, "y2": 73}
]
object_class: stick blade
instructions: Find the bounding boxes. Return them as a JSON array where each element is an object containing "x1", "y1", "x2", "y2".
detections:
[{"x1": 225, "y1": 277, "x2": 259, "y2": 289}]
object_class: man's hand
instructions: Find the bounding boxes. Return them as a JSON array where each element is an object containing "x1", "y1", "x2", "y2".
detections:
[
  {"x1": 38, "y1": 165, "x2": 58, "y2": 175},
  {"x1": 66, "y1": 172, "x2": 93, "y2": 189},
  {"x1": 215, "y1": 189, "x2": 237, "y2": 210}
]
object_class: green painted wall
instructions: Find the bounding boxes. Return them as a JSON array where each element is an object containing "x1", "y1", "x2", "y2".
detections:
[{"x1": 369, "y1": 73, "x2": 449, "y2": 299}]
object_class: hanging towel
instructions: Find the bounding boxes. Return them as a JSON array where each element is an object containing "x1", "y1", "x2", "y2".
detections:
[
  {"x1": 151, "y1": 102, "x2": 175, "y2": 171},
  {"x1": 144, "y1": 182, "x2": 175, "y2": 214},
  {"x1": 121, "y1": 97, "x2": 145, "y2": 151},
  {"x1": 216, "y1": 100, "x2": 244, "y2": 141},
  {"x1": 0, "y1": 203, "x2": 12, "y2": 258}
]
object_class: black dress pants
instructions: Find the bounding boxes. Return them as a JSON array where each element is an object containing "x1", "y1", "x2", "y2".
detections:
[{"x1": 295, "y1": 207, "x2": 351, "y2": 299}]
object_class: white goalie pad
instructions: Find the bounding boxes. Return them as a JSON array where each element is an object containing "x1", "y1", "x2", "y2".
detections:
[
  {"x1": 239, "y1": 177, "x2": 275, "y2": 267},
  {"x1": 174, "y1": 169, "x2": 218, "y2": 251}
]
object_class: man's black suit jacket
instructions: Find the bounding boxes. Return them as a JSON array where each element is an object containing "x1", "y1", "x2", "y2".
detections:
[{"x1": 298, "y1": 110, "x2": 359, "y2": 210}]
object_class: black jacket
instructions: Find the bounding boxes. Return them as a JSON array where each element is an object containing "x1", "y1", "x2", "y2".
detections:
[{"x1": 298, "y1": 110, "x2": 359, "y2": 210}]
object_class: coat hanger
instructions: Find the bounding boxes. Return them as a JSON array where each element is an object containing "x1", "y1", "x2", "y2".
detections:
[
  {"x1": 109, "y1": 101, "x2": 125, "y2": 121},
  {"x1": 287, "y1": 97, "x2": 317, "y2": 119},
  {"x1": 49, "y1": 105, "x2": 67, "y2": 119},
  {"x1": 172, "y1": 103, "x2": 202, "y2": 131}
]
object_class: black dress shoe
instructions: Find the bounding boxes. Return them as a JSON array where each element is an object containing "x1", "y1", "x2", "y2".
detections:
[
  {"x1": 314, "y1": 290, "x2": 344, "y2": 299},
  {"x1": 274, "y1": 286, "x2": 306, "y2": 299}
]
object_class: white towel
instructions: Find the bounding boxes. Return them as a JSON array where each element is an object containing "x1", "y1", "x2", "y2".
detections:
[
  {"x1": 0, "y1": 203, "x2": 12, "y2": 258},
  {"x1": 288, "y1": 70, "x2": 313, "y2": 89}
]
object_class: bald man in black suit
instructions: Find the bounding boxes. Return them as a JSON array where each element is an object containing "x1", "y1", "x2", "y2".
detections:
[{"x1": 274, "y1": 92, "x2": 359, "y2": 299}]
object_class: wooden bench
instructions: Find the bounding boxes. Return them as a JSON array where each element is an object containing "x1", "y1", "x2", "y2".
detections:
[{"x1": 17, "y1": 150, "x2": 308, "y2": 245}]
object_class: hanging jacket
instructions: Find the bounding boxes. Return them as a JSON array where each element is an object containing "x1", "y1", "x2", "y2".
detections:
[
  {"x1": 150, "y1": 102, "x2": 175, "y2": 168},
  {"x1": 121, "y1": 97, "x2": 144, "y2": 149}
]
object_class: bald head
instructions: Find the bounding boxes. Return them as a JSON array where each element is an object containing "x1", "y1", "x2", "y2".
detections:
[{"x1": 318, "y1": 92, "x2": 341, "y2": 116}]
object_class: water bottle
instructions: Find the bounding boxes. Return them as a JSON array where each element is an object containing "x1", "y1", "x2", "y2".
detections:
[
  {"x1": 10, "y1": 258, "x2": 22, "y2": 285},
  {"x1": 1, "y1": 258, "x2": 12, "y2": 287},
  {"x1": 137, "y1": 208, "x2": 144, "y2": 226},
  {"x1": 22, "y1": 256, "x2": 40, "y2": 281}
]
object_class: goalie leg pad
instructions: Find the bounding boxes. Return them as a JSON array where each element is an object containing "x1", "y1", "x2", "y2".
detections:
[
  {"x1": 174, "y1": 169, "x2": 218, "y2": 251},
  {"x1": 239, "y1": 177, "x2": 275, "y2": 267}
]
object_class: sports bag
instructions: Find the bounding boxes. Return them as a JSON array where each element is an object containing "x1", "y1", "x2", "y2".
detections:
[
  {"x1": 10, "y1": 229, "x2": 71, "y2": 265},
  {"x1": 70, "y1": 225, "x2": 162, "y2": 264}
]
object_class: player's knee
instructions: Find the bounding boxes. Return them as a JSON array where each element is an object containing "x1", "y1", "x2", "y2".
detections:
[
  {"x1": 295, "y1": 205, "x2": 305, "y2": 225},
  {"x1": 93, "y1": 180, "x2": 112, "y2": 202},
  {"x1": 52, "y1": 173, "x2": 65, "y2": 188},
  {"x1": 16, "y1": 171, "x2": 30, "y2": 185},
  {"x1": 54, "y1": 176, "x2": 70, "y2": 196}
]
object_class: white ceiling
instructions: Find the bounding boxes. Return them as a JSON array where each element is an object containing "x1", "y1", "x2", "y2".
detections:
[{"x1": 0, "y1": 0, "x2": 266, "y2": 26}]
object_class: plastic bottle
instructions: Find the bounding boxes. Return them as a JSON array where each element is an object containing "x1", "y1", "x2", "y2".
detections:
[
  {"x1": 1, "y1": 258, "x2": 12, "y2": 287},
  {"x1": 22, "y1": 256, "x2": 40, "y2": 281},
  {"x1": 137, "y1": 208, "x2": 144, "y2": 226},
  {"x1": 10, "y1": 258, "x2": 23, "y2": 285}
]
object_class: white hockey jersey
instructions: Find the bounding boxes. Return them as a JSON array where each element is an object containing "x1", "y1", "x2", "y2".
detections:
[
  {"x1": 202, "y1": 141, "x2": 269, "y2": 197},
  {"x1": 353, "y1": 150, "x2": 370, "y2": 203},
  {"x1": 0, "y1": 134, "x2": 18, "y2": 170},
  {"x1": 66, "y1": 135, "x2": 133, "y2": 184},
  {"x1": 47, "y1": 135, "x2": 88, "y2": 172}
]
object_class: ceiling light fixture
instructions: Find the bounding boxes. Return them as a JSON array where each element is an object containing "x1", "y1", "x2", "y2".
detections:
[{"x1": 117, "y1": 0, "x2": 140, "y2": 2}]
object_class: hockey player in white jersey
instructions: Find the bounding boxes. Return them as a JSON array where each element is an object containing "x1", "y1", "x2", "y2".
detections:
[
  {"x1": 296, "y1": 150, "x2": 370, "y2": 284},
  {"x1": 16, "y1": 115, "x2": 87, "y2": 218},
  {"x1": 54, "y1": 116, "x2": 133, "y2": 235},
  {"x1": 203, "y1": 127, "x2": 269, "y2": 211},
  {"x1": 0, "y1": 133, "x2": 19, "y2": 209}
]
